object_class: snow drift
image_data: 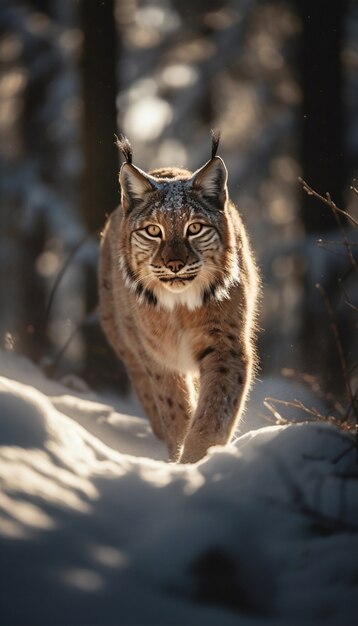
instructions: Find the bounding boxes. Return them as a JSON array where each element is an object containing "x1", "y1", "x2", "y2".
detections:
[{"x1": 0, "y1": 349, "x2": 357, "y2": 626}]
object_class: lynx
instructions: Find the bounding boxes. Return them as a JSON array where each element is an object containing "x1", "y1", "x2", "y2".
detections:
[{"x1": 99, "y1": 131, "x2": 260, "y2": 463}]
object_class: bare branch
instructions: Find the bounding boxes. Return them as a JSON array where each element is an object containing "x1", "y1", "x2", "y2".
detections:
[
  {"x1": 263, "y1": 396, "x2": 357, "y2": 432},
  {"x1": 316, "y1": 283, "x2": 355, "y2": 414},
  {"x1": 264, "y1": 396, "x2": 331, "y2": 421},
  {"x1": 263, "y1": 399, "x2": 289, "y2": 424},
  {"x1": 281, "y1": 368, "x2": 346, "y2": 415},
  {"x1": 337, "y1": 278, "x2": 358, "y2": 313},
  {"x1": 299, "y1": 177, "x2": 358, "y2": 228}
]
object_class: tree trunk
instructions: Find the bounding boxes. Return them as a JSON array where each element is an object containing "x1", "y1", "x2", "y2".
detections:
[
  {"x1": 80, "y1": 0, "x2": 119, "y2": 234},
  {"x1": 297, "y1": 1, "x2": 348, "y2": 395},
  {"x1": 299, "y1": 0, "x2": 346, "y2": 232}
]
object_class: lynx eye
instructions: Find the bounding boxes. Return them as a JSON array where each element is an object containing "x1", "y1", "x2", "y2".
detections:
[
  {"x1": 145, "y1": 224, "x2": 162, "y2": 238},
  {"x1": 187, "y1": 223, "x2": 203, "y2": 236}
]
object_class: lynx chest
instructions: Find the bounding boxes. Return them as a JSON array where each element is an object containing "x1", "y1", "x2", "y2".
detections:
[{"x1": 137, "y1": 310, "x2": 198, "y2": 374}]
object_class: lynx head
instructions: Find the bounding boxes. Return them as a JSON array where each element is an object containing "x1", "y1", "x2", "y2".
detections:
[{"x1": 116, "y1": 131, "x2": 240, "y2": 310}]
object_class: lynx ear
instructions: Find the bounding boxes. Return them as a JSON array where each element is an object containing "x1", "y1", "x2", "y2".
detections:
[
  {"x1": 119, "y1": 163, "x2": 156, "y2": 213},
  {"x1": 191, "y1": 156, "x2": 228, "y2": 210}
]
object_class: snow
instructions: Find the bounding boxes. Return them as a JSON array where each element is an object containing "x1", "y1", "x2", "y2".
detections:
[{"x1": 0, "y1": 349, "x2": 357, "y2": 626}]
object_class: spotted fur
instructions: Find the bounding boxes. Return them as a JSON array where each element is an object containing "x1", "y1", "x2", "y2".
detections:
[{"x1": 99, "y1": 134, "x2": 260, "y2": 463}]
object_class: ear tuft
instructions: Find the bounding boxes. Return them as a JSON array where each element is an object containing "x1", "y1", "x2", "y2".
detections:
[
  {"x1": 115, "y1": 134, "x2": 133, "y2": 164},
  {"x1": 211, "y1": 128, "x2": 221, "y2": 159}
]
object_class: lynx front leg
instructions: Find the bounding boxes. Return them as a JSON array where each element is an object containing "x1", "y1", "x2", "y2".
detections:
[
  {"x1": 180, "y1": 350, "x2": 252, "y2": 463},
  {"x1": 152, "y1": 370, "x2": 195, "y2": 462},
  {"x1": 121, "y1": 357, "x2": 167, "y2": 441}
]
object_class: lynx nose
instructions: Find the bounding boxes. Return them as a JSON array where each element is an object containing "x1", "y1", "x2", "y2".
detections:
[{"x1": 166, "y1": 259, "x2": 185, "y2": 273}]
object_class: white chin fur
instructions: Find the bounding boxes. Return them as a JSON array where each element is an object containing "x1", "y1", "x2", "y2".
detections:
[
  {"x1": 161, "y1": 281, "x2": 191, "y2": 293},
  {"x1": 157, "y1": 281, "x2": 204, "y2": 311}
]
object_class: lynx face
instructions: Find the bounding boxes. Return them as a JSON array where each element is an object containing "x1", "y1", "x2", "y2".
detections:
[{"x1": 118, "y1": 160, "x2": 240, "y2": 310}]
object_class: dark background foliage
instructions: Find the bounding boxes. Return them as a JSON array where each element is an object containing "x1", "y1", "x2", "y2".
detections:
[{"x1": 0, "y1": 0, "x2": 357, "y2": 403}]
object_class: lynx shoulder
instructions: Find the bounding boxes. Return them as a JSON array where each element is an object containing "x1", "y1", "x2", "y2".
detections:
[{"x1": 99, "y1": 132, "x2": 260, "y2": 463}]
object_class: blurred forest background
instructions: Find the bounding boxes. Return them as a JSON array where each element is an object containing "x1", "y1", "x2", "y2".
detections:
[{"x1": 0, "y1": 0, "x2": 357, "y2": 409}]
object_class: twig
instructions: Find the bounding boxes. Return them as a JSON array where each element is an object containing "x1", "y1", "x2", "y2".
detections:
[
  {"x1": 316, "y1": 240, "x2": 358, "y2": 248},
  {"x1": 264, "y1": 397, "x2": 333, "y2": 422},
  {"x1": 299, "y1": 177, "x2": 358, "y2": 228},
  {"x1": 300, "y1": 177, "x2": 358, "y2": 273},
  {"x1": 344, "y1": 301, "x2": 358, "y2": 313},
  {"x1": 316, "y1": 239, "x2": 358, "y2": 261},
  {"x1": 338, "y1": 278, "x2": 358, "y2": 313},
  {"x1": 262, "y1": 400, "x2": 289, "y2": 424},
  {"x1": 316, "y1": 283, "x2": 355, "y2": 416},
  {"x1": 263, "y1": 396, "x2": 357, "y2": 432},
  {"x1": 264, "y1": 396, "x2": 357, "y2": 463},
  {"x1": 281, "y1": 368, "x2": 346, "y2": 415},
  {"x1": 333, "y1": 438, "x2": 358, "y2": 464}
]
